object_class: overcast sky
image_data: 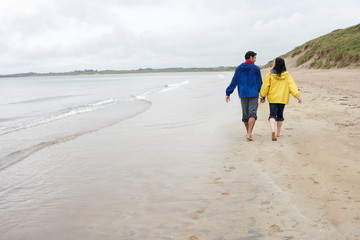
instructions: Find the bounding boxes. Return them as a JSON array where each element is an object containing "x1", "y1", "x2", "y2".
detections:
[{"x1": 0, "y1": 0, "x2": 359, "y2": 74}]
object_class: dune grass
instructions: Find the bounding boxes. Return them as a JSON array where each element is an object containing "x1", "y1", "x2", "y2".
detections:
[{"x1": 262, "y1": 23, "x2": 360, "y2": 69}]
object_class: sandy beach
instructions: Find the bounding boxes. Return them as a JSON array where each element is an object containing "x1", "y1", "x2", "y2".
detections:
[
  {"x1": 250, "y1": 67, "x2": 360, "y2": 239},
  {"x1": 0, "y1": 68, "x2": 359, "y2": 240}
]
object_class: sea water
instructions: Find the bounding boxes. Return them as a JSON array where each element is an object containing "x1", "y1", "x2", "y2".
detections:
[
  {"x1": 0, "y1": 72, "x2": 215, "y2": 171},
  {"x1": 0, "y1": 73, "x2": 193, "y2": 136}
]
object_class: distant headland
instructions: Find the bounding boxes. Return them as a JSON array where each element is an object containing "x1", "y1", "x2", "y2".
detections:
[{"x1": 0, "y1": 66, "x2": 237, "y2": 78}]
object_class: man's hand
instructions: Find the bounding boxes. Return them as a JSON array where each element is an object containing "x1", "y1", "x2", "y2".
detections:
[
  {"x1": 260, "y1": 97, "x2": 266, "y2": 103},
  {"x1": 226, "y1": 96, "x2": 230, "y2": 103}
]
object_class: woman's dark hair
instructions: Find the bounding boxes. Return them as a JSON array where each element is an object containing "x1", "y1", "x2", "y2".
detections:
[
  {"x1": 245, "y1": 51, "x2": 257, "y2": 60},
  {"x1": 273, "y1": 57, "x2": 287, "y2": 76}
]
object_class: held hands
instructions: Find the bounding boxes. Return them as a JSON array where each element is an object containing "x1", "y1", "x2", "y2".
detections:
[{"x1": 226, "y1": 96, "x2": 301, "y2": 104}]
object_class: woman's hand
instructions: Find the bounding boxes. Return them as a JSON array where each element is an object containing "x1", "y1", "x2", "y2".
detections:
[{"x1": 297, "y1": 97, "x2": 302, "y2": 104}]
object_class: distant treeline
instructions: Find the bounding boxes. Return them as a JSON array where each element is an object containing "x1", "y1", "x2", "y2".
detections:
[{"x1": 0, "y1": 66, "x2": 237, "y2": 78}]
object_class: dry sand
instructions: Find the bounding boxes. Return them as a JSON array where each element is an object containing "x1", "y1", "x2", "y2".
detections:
[{"x1": 235, "y1": 67, "x2": 360, "y2": 239}]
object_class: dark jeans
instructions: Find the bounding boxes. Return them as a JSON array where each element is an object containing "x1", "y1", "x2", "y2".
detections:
[{"x1": 269, "y1": 103, "x2": 285, "y2": 121}]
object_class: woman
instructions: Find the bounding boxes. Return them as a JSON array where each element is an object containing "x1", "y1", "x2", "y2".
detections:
[{"x1": 260, "y1": 57, "x2": 302, "y2": 141}]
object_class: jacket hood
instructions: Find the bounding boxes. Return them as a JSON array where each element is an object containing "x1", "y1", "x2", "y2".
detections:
[
  {"x1": 239, "y1": 62, "x2": 255, "y2": 72},
  {"x1": 270, "y1": 69, "x2": 288, "y2": 80}
]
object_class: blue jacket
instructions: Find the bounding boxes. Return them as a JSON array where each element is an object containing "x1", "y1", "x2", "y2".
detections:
[{"x1": 226, "y1": 62, "x2": 262, "y2": 98}]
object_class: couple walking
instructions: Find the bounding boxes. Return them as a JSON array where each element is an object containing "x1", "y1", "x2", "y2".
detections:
[{"x1": 225, "y1": 51, "x2": 302, "y2": 141}]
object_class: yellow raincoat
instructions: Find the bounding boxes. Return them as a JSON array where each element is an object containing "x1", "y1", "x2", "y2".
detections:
[{"x1": 260, "y1": 71, "x2": 300, "y2": 104}]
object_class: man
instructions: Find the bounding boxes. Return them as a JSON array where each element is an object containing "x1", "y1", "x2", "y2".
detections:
[{"x1": 225, "y1": 51, "x2": 262, "y2": 141}]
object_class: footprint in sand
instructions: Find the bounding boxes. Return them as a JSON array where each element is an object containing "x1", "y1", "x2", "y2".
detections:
[
  {"x1": 309, "y1": 177, "x2": 319, "y2": 184},
  {"x1": 283, "y1": 236, "x2": 294, "y2": 240},
  {"x1": 335, "y1": 122, "x2": 356, "y2": 127},
  {"x1": 224, "y1": 166, "x2": 236, "y2": 172},
  {"x1": 212, "y1": 178, "x2": 223, "y2": 184},
  {"x1": 188, "y1": 236, "x2": 198, "y2": 240},
  {"x1": 269, "y1": 224, "x2": 281, "y2": 232},
  {"x1": 261, "y1": 201, "x2": 271, "y2": 206},
  {"x1": 192, "y1": 208, "x2": 206, "y2": 220},
  {"x1": 219, "y1": 192, "x2": 230, "y2": 199}
]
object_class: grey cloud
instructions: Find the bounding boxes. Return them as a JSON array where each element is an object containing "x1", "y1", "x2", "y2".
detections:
[{"x1": 0, "y1": 0, "x2": 360, "y2": 74}]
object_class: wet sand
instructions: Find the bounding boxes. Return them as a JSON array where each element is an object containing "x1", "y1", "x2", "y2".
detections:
[{"x1": 1, "y1": 69, "x2": 359, "y2": 239}]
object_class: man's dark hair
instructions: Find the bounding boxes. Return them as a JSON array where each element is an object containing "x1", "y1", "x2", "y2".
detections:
[
  {"x1": 245, "y1": 51, "x2": 257, "y2": 60},
  {"x1": 273, "y1": 57, "x2": 287, "y2": 76}
]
